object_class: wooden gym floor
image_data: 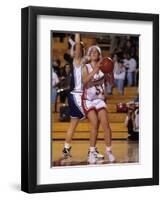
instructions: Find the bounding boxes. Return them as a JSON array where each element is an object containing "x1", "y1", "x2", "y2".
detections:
[{"x1": 52, "y1": 140, "x2": 139, "y2": 167}]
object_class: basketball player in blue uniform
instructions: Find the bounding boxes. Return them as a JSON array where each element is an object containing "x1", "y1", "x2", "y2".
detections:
[{"x1": 62, "y1": 34, "x2": 104, "y2": 160}]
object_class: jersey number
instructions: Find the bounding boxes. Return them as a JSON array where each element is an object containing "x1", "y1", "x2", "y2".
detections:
[{"x1": 95, "y1": 85, "x2": 104, "y2": 96}]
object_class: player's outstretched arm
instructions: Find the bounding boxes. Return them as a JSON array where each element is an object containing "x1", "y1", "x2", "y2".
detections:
[{"x1": 74, "y1": 33, "x2": 82, "y2": 60}]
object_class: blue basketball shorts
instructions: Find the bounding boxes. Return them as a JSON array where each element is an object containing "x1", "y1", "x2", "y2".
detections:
[{"x1": 68, "y1": 92, "x2": 85, "y2": 120}]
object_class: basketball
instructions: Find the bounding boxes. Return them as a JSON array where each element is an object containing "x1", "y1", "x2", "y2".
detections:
[{"x1": 100, "y1": 57, "x2": 114, "y2": 74}]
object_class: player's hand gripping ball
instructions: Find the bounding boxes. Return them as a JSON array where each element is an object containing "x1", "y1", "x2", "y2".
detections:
[
  {"x1": 100, "y1": 57, "x2": 114, "y2": 74},
  {"x1": 100, "y1": 57, "x2": 114, "y2": 85}
]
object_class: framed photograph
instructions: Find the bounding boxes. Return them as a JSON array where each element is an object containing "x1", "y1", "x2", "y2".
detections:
[{"x1": 21, "y1": 6, "x2": 159, "y2": 193}]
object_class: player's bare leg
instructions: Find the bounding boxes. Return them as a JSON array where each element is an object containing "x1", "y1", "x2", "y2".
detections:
[
  {"x1": 98, "y1": 109, "x2": 116, "y2": 162},
  {"x1": 87, "y1": 110, "x2": 98, "y2": 147},
  {"x1": 65, "y1": 118, "x2": 79, "y2": 144},
  {"x1": 87, "y1": 110, "x2": 104, "y2": 163},
  {"x1": 62, "y1": 118, "x2": 79, "y2": 158}
]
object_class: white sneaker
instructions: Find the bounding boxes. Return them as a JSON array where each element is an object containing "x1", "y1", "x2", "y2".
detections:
[
  {"x1": 87, "y1": 149, "x2": 104, "y2": 164},
  {"x1": 106, "y1": 151, "x2": 116, "y2": 162},
  {"x1": 94, "y1": 148, "x2": 104, "y2": 160},
  {"x1": 88, "y1": 151, "x2": 97, "y2": 164},
  {"x1": 62, "y1": 147, "x2": 72, "y2": 159}
]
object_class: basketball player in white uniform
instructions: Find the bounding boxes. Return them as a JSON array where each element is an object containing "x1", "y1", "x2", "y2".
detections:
[
  {"x1": 82, "y1": 45, "x2": 115, "y2": 164},
  {"x1": 62, "y1": 34, "x2": 103, "y2": 160}
]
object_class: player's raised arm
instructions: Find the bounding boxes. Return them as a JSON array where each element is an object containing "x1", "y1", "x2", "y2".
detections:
[{"x1": 74, "y1": 33, "x2": 82, "y2": 60}]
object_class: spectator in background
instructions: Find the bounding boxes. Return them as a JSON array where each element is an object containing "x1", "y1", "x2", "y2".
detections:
[
  {"x1": 125, "y1": 104, "x2": 139, "y2": 141},
  {"x1": 123, "y1": 53, "x2": 137, "y2": 86},
  {"x1": 64, "y1": 52, "x2": 73, "y2": 65},
  {"x1": 64, "y1": 63, "x2": 71, "y2": 76},
  {"x1": 114, "y1": 58, "x2": 126, "y2": 95},
  {"x1": 134, "y1": 108, "x2": 139, "y2": 132},
  {"x1": 52, "y1": 59, "x2": 61, "y2": 77},
  {"x1": 106, "y1": 54, "x2": 118, "y2": 95},
  {"x1": 124, "y1": 39, "x2": 136, "y2": 58},
  {"x1": 125, "y1": 40, "x2": 132, "y2": 51},
  {"x1": 52, "y1": 68, "x2": 59, "y2": 111},
  {"x1": 58, "y1": 64, "x2": 71, "y2": 105},
  {"x1": 134, "y1": 65, "x2": 139, "y2": 87}
]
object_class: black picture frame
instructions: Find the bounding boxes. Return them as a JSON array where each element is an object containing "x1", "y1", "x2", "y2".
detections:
[{"x1": 21, "y1": 6, "x2": 159, "y2": 193}]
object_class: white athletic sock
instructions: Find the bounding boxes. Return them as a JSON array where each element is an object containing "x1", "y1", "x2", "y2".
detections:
[
  {"x1": 89, "y1": 146, "x2": 96, "y2": 152},
  {"x1": 64, "y1": 142, "x2": 71, "y2": 149},
  {"x1": 106, "y1": 146, "x2": 112, "y2": 152}
]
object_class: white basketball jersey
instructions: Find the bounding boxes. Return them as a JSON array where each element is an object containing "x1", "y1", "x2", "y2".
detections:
[
  {"x1": 72, "y1": 63, "x2": 83, "y2": 93},
  {"x1": 83, "y1": 63, "x2": 105, "y2": 100}
]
